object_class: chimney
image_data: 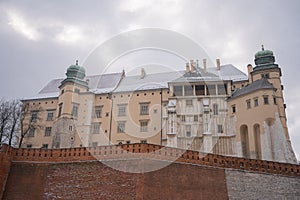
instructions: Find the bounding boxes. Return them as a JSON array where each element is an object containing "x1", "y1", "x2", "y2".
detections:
[
  {"x1": 216, "y1": 59, "x2": 220, "y2": 71},
  {"x1": 247, "y1": 64, "x2": 253, "y2": 83},
  {"x1": 190, "y1": 60, "x2": 196, "y2": 72},
  {"x1": 140, "y1": 68, "x2": 146, "y2": 79},
  {"x1": 203, "y1": 59, "x2": 207, "y2": 73},
  {"x1": 185, "y1": 62, "x2": 190, "y2": 73}
]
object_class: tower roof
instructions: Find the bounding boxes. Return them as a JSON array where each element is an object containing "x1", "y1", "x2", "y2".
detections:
[{"x1": 253, "y1": 45, "x2": 278, "y2": 72}]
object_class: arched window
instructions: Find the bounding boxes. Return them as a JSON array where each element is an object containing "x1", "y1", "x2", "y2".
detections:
[
  {"x1": 253, "y1": 124, "x2": 262, "y2": 159},
  {"x1": 240, "y1": 125, "x2": 250, "y2": 158}
]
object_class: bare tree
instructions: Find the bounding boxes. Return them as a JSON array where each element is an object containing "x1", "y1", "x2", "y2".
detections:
[
  {"x1": 7, "y1": 100, "x2": 22, "y2": 146},
  {"x1": 18, "y1": 102, "x2": 43, "y2": 148},
  {"x1": 0, "y1": 99, "x2": 11, "y2": 145}
]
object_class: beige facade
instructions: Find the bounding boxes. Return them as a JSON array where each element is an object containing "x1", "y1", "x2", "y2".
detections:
[{"x1": 21, "y1": 48, "x2": 297, "y2": 164}]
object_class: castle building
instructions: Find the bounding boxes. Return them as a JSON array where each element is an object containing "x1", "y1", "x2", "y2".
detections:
[{"x1": 21, "y1": 47, "x2": 297, "y2": 164}]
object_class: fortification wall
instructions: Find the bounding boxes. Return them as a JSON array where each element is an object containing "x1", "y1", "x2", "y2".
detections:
[
  {"x1": 11, "y1": 143, "x2": 300, "y2": 177},
  {"x1": 1, "y1": 143, "x2": 300, "y2": 199},
  {"x1": 0, "y1": 145, "x2": 14, "y2": 199}
]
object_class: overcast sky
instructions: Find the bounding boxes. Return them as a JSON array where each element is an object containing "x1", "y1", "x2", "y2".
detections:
[{"x1": 0, "y1": 0, "x2": 299, "y2": 160}]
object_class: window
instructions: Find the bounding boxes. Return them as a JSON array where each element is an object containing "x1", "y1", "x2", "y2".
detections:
[
  {"x1": 186, "y1": 125, "x2": 191, "y2": 137},
  {"x1": 69, "y1": 125, "x2": 73, "y2": 131},
  {"x1": 140, "y1": 103, "x2": 149, "y2": 115},
  {"x1": 181, "y1": 115, "x2": 186, "y2": 122},
  {"x1": 58, "y1": 103, "x2": 63, "y2": 117},
  {"x1": 117, "y1": 121, "x2": 125, "y2": 133},
  {"x1": 261, "y1": 73, "x2": 269, "y2": 79},
  {"x1": 42, "y1": 144, "x2": 48, "y2": 149},
  {"x1": 217, "y1": 84, "x2": 227, "y2": 95},
  {"x1": 126, "y1": 140, "x2": 131, "y2": 144},
  {"x1": 141, "y1": 140, "x2": 147, "y2": 144},
  {"x1": 94, "y1": 106, "x2": 102, "y2": 118},
  {"x1": 246, "y1": 99, "x2": 251, "y2": 109},
  {"x1": 273, "y1": 97, "x2": 277, "y2": 105},
  {"x1": 263, "y1": 96, "x2": 269, "y2": 105},
  {"x1": 184, "y1": 85, "x2": 194, "y2": 96},
  {"x1": 91, "y1": 123, "x2": 100, "y2": 134},
  {"x1": 254, "y1": 98, "x2": 259, "y2": 107},
  {"x1": 45, "y1": 127, "x2": 52, "y2": 136},
  {"x1": 194, "y1": 115, "x2": 198, "y2": 122},
  {"x1": 186, "y1": 99, "x2": 193, "y2": 106},
  {"x1": 30, "y1": 112, "x2": 38, "y2": 122},
  {"x1": 213, "y1": 104, "x2": 218, "y2": 115},
  {"x1": 118, "y1": 104, "x2": 127, "y2": 116},
  {"x1": 47, "y1": 111, "x2": 54, "y2": 121},
  {"x1": 61, "y1": 89, "x2": 64, "y2": 95},
  {"x1": 74, "y1": 88, "x2": 80, "y2": 93},
  {"x1": 72, "y1": 103, "x2": 79, "y2": 117},
  {"x1": 195, "y1": 85, "x2": 205, "y2": 95},
  {"x1": 92, "y1": 142, "x2": 98, "y2": 147},
  {"x1": 217, "y1": 125, "x2": 223, "y2": 133},
  {"x1": 140, "y1": 121, "x2": 148, "y2": 132},
  {"x1": 26, "y1": 144, "x2": 32, "y2": 148},
  {"x1": 232, "y1": 105, "x2": 236, "y2": 113},
  {"x1": 28, "y1": 128, "x2": 35, "y2": 137},
  {"x1": 173, "y1": 85, "x2": 183, "y2": 96}
]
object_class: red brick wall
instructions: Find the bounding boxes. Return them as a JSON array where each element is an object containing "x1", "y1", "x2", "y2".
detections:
[
  {"x1": 0, "y1": 145, "x2": 14, "y2": 199},
  {"x1": 3, "y1": 160, "x2": 228, "y2": 200},
  {"x1": 11, "y1": 143, "x2": 300, "y2": 177}
]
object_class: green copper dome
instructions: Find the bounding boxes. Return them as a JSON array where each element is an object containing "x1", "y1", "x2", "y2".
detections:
[
  {"x1": 60, "y1": 60, "x2": 88, "y2": 88},
  {"x1": 255, "y1": 49, "x2": 273, "y2": 59},
  {"x1": 253, "y1": 45, "x2": 278, "y2": 71},
  {"x1": 66, "y1": 60, "x2": 86, "y2": 80}
]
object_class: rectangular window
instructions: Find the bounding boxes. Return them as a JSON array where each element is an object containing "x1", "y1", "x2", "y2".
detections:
[
  {"x1": 261, "y1": 73, "x2": 269, "y2": 79},
  {"x1": 173, "y1": 85, "x2": 183, "y2": 96},
  {"x1": 206, "y1": 85, "x2": 216, "y2": 95},
  {"x1": 246, "y1": 99, "x2": 251, "y2": 109},
  {"x1": 91, "y1": 123, "x2": 101, "y2": 134},
  {"x1": 217, "y1": 84, "x2": 227, "y2": 95},
  {"x1": 263, "y1": 96, "x2": 269, "y2": 105},
  {"x1": 195, "y1": 85, "x2": 205, "y2": 95},
  {"x1": 273, "y1": 97, "x2": 277, "y2": 105},
  {"x1": 72, "y1": 103, "x2": 79, "y2": 117},
  {"x1": 94, "y1": 106, "x2": 102, "y2": 118},
  {"x1": 74, "y1": 88, "x2": 80, "y2": 93},
  {"x1": 184, "y1": 85, "x2": 194, "y2": 96},
  {"x1": 140, "y1": 103, "x2": 149, "y2": 115},
  {"x1": 30, "y1": 112, "x2": 38, "y2": 122},
  {"x1": 140, "y1": 121, "x2": 148, "y2": 132},
  {"x1": 186, "y1": 99, "x2": 193, "y2": 106},
  {"x1": 28, "y1": 128, "x2": 35, "y2": 137},
  {"x1": 181, "y1": 115, "x2": 186, "y2": 122},
  {"x1": 42, "y1": 144, "x2": 48, "y2": 149},
  {"x1": 217, "y1": 125, "x2": 223, "y2": 133},
  {"x1": 47, "y1": 111, "x2": 54, "y2": 121},
  {"x1": 194, "y1": 115, "x2": 198, "y2": 122},
  {"x1": 117, "y1": 121, "x2": 126, "y2": 133},
  {"x1": 141, "y1": 140, "x2": 147, "y2": 144},
  {"x1": 45, "y1": 127, "x2": 52, "y2": 136},
  {"x1": 186, "y1": 125, "x2": 191, "y2": 137},
  {"x1": 118, "y1": 104, "x2": 127, "y2": 116},
  {"x1": 232, "y1": 105, "x2": 236, "y2": 113},
  {"x1": 58, "y1": 103, "x2": 63, "y2": 117},
  {"x1": 92, "y1": 142, "x2": 98, "y2": 147},
  {"x1": 26, "y1": 144, "x2": 32, "y2": 148},
  {"x1": 254, "y1": 98, "x2": 259, "y2": 107},
  {"x1": 213, "y1": 104, "x2": 218, "y2": 115}
]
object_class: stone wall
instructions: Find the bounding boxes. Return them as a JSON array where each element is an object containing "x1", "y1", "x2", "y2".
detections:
[{"x1": 226, "y1": 169, "x2": 300, "y2": 199}]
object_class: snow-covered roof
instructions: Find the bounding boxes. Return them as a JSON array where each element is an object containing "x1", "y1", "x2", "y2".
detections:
[
  {"x1": 218, "y1": 64, "x2": 248, "y2": 82},
  {"x1": 113, "y1": 71, "x2": 184, "y2": 93},
  {"x1": 23, "y1": 64, "x2": 248, "y2": 100},
  {"x1": 24, "y1": 73, "x2": 123, "y2": 100}
]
